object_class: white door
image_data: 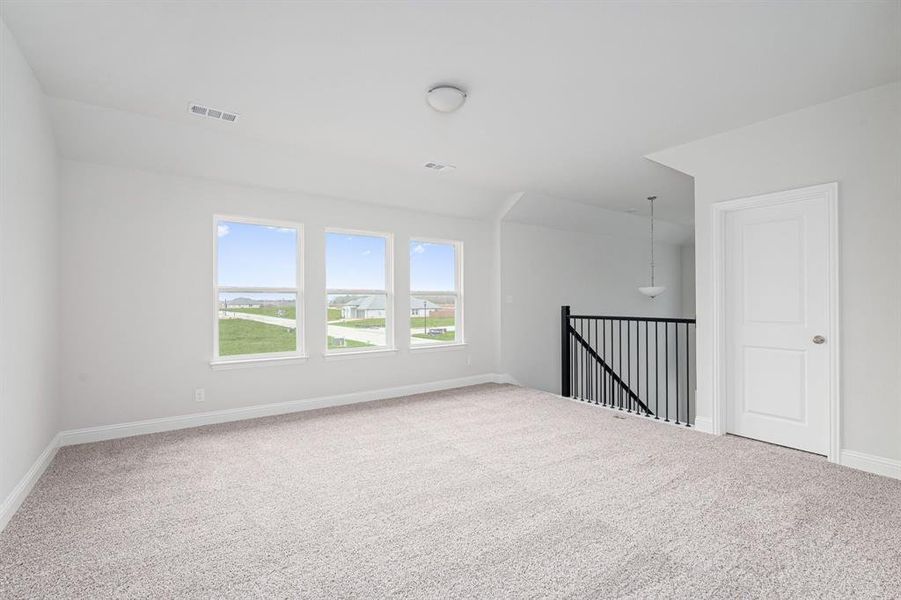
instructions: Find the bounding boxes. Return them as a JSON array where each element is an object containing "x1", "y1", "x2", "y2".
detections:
[{"x1": 724, "y1": 188, "x2": 832, "y2": 455}]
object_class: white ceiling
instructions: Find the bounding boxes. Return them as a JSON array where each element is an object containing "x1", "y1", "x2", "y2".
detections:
[{"x1": 2, "y1": 1, "x2": 899, "y2": 223}]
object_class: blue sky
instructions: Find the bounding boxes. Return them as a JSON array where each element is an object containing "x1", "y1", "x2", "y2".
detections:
[
  {"x1": 218, "y1": 221, "x2": 455, "y2": 292},
  {"x1": 326, "y1": 232, "x2": 386, "y2": 289},
  {"x1": 410, "y1": 241, "x2": 455, "y2": 291},
  {"x1": 217, "y1": 221, "x2": 296, "y2": 287}
]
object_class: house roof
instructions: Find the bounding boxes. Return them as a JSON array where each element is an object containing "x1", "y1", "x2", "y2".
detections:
[{"x1": 343, "y1": 296, "x2": 440, "y2": 310}]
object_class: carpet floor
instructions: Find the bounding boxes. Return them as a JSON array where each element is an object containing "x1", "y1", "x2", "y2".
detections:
[{"x1": 1, "y1": 384, "x2": 900, "y2": 599}]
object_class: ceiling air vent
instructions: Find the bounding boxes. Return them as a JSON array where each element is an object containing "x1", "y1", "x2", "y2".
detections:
[
  {"x1": 188, "y1": 102, "x2": 239, "y2": 123},
  {"x1": 424, "y1": 161, "x2": 456, "y2": 172}
]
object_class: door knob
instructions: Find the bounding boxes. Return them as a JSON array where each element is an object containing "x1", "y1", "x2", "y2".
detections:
[{"x1": 813, "y1": 335, "x2": 826, "y2": 344}]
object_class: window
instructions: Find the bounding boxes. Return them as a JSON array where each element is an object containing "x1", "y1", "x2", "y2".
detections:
[
  {"x1": 214, "y1": 217, "x2": 303, "y2": 361},
  {"x1": 326, "y1": 230, "x2": 393, "y2": 352},
  {"x1": 410, "y1": 239, "x2": 462, "y2": 346}
]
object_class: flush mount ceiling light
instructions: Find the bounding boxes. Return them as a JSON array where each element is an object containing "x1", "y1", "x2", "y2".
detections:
[
  {"x1": 426, "y1": 85, "x2": 467, "y2": 113},
  {"x1": 638, "y1": 196, "x2": 667, "y2": 299}
]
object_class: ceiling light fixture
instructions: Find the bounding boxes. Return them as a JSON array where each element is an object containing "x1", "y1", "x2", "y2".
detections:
[
  {"x1": 638, "y1": 196, "x2": 666, "y2": 299},
  {"x1": 426, "y1": 85, "x2": 467, "y2": 113}
]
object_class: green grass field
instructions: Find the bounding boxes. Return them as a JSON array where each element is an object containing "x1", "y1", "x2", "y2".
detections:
[
  {"x1": 219, "y1": 311, "x2": 452, "y2": 356},
  {"x1": 327, "y1": 336, "x2": 373, "y2": 349},
  {"x1": 219, "y1": 319, "x2": 296, "y2": 356},
  {"x1": 410, "y1": 315, "x2": 454, "y2": 329}
]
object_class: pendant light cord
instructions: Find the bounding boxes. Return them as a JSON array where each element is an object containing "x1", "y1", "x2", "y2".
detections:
[{"x1": 649, "y1": 196, "x2": 656, "y2": 286}]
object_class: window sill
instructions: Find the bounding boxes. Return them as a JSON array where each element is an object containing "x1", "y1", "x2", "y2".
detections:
[
  {"x1": 409, "y1": 342, "x2": 467, "y2": 353},
  {"x1": 210, "y1": 355, "x2": 308, "y2": 370},
  {"x1": 324, "y1": 348, "x2": 398, "y2": 361}
]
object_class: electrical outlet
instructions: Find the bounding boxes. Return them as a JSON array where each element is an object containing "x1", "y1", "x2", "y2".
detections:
[
  {"x1": 194, "y1": 388, "x2": 205, "y2": 402},
  {"x1": 466, "y1": 355, "x2": 472, "y2": 366}
]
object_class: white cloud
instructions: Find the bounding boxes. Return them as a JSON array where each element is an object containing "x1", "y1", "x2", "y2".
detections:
[
  {"x1": 266, "y1": 226, "x2": 294, "y2": 233},
  {"x1": 217, "y1": 224, "x2": 230, "y2": 237},
  {"x1": 361, "y1": 249, "x2": 372, "y2": 256},
  {"x1": 413, "y1": 244, "x2": 426, "y2": 254}
]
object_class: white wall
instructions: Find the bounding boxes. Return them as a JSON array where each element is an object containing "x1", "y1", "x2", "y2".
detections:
[
  {"x1": 58, "y1": 160, "x2": 498, "y2": 429},
  {"x1": 649, "y1": 82, "x2": 901, "y2": 462},
  {"x1": 499, "y1": 221, "x2": 685, "y2": 394},
  {"x1": 680, "y1": 243, "x2": 696, "y2": 318},
  {"x1": 0, "y1": 21, "x2": 59, "y2": 507}
]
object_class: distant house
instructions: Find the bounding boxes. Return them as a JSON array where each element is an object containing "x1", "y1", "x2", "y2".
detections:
[
  {"x1": 336, "y1": 296, "x2": 441, "y2": 320},
  {"x1": 409, "y1": 297, "x2": 442, "y2": 317},
  {"x1": 339, "y1": 295, "x2": 386, "y2": 319}
]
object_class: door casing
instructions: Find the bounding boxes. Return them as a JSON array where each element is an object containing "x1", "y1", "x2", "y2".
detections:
[{"x1": 710, "y1": 182, "x2": 840, "y2": 462}]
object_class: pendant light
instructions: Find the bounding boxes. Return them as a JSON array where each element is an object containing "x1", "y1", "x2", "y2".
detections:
[{"x1": 638, "y1": 196, "x2": 666, "y2": 298}]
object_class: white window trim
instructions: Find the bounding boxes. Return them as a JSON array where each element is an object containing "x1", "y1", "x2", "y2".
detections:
[
  {"x1": 325, "y1": 227, "x2": 395, "y2": 355},
  {"x1": 409, "y1": 237, "x2": 463, "y2": 349},
  {"x1": 212, "y1": 214, "x2": 306, "y2": 366}
]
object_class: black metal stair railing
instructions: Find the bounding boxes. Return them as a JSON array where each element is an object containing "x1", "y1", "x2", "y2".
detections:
[{"x1": 561, "y1": 305, "x2": 696, "y2": 426}]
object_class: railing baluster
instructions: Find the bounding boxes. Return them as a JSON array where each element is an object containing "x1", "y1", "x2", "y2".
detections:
[
  {"x1": 585, "y1": 319, "x2": 589, "y2": 402},
  {"x1": 605, "y1": 318, "x2": 610, "y2": 407},
  {"x1": 600, "y1": 319, "x2": 605, "y2": 407},
  {"x1": 665, "y1": 322, "x2": 670, "y2": 422},
  {"x1": 580, "y1": 318, "x2": 585, "y2": 401},
  {"x1": 573, "y1": 318, "x2": 577, "y2": 400},
  {"x1": 654, "y1": 321, "x2": 659, "y2": 419},
  {"x1": 584, "y1": 319, "x2": 589, "y2": 401},
  {"x1": 644, "y1": 321, "x2": 649, "y2": 416},
  {"x1": 577, "y1": 318, "x2": 581, "y2": 400},
  {"x1": 686, "y1": 323, "x2": 691, "y2": 426},
  {"x1": 588, "y1": 318, "x2": 593, "y2": 403},
  {"x1": 675, "y1": 323, "x2": 681, "y2": 425},
  {"x1": 571, "y1": 317, "x2": 575, "y2": 399},
  {"x1": 626, "y1": 319, "x2": 631, "y2": 412},
  {"x1": 633, "y1": 321, "x2": 637, "y2": 413},
  {"x1": 591, "y1": 319, "x2": 601, "y2": 404},
  {"x1": 618, "y1": 320, "x2": 623, "y2": 410},
  {"x1": 573, "y1": 318, "x2": 578, "y2": 399},
  {"x1": 572, "y1": 320, "x2": 575, "y2": 398},
  {"x1": 579, "y1": 318, "x2": 584, "y2": 400},
  {"x1": 601, "y1": 318, "x2": 606, "y2": 406},
  {"x1": 583, "y1": 318, "x2": 587, "y2": 401}
]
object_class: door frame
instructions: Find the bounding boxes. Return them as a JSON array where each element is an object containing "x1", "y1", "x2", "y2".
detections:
[{"x1": 710, "y1": 182, "x2": 840, "y2": 462}]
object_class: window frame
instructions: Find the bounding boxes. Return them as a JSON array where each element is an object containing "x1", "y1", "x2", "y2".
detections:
[
  {"x1": 325, "y1": 227, "x2": 395, "y2": 355},
  {"x1": 409, "y1": 237, "x2": 464, "y2": 348},
  {"x1": 212, "y1": 214, "x2": 305, "y2": 364}
]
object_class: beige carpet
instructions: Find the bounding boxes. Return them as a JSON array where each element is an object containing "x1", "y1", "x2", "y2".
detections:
[{"x1": 1, "y1": 384, "x2": 899, "y2": 599}]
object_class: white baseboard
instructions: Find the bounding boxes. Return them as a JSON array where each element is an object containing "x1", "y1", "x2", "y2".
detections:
[
  {"x1": 58, "y1": 373, "x2": 510, "y2": 447},
  {"x1": 0, "y1": 434, "x2": 59, "y2": 532},
  {"x1": 494, "y1": 373, "x2": 521, "y2": 385},
  {"x1": 839, "y1": 450, "x2": 901, "y2": 480},
  {"x1": 693, "y1": 416, "x2": 715, "y2": 434}
]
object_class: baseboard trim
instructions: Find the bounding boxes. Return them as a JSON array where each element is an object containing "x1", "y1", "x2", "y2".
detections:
[
  {"x1": 0, "y1": 433, "x2": 59, "y2": 532},
  {"x1": 693, "y1": 416, "x2": 715, "y2": 434},
  {"x1": 58, "y1": 373, "x2": 510, "y2": 447},
  {"x1": 493, "y1": 373, "x2": 521, "y2": 385},
  {"x1": 839, "y1": 450, "x2": 901, "y2": 480}
]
